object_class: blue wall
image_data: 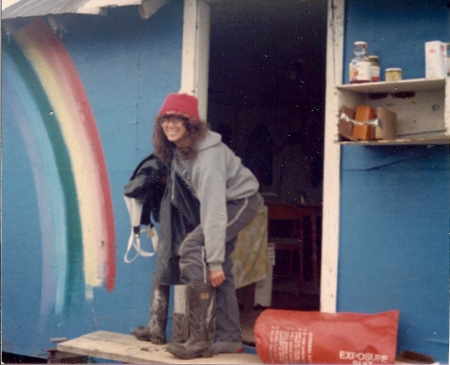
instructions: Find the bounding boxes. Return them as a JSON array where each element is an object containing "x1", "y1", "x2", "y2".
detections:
[
  {"x1": 343, "y1": 0, "x2": 449, "y2": 82},
  {"x1": 2, "y1": 1, "x2": 183, "y2": 357},
  {"x1": 3, "y1": 0, "x2": 449, "y2": 361},
  {"x1": 339, "y1": 1, "x2": 449, "y2": 362}
]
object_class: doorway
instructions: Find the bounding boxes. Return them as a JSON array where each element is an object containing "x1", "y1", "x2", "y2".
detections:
[{"x1": 206, "y1": 0, "x2": 328, "y2": 343}]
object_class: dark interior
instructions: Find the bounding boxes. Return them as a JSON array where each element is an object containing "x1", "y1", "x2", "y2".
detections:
[{"x1": 207, "y1": 1, "x2": 328, "y2": 340}]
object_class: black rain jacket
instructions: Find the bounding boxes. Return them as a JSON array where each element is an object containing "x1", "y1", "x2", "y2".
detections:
[{"x1": 124, "y1": 154, "x2": 200, "y2": 285}]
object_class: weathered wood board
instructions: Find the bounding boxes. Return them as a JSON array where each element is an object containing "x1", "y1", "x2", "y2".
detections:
[{"x1": 57, "y1": 331, "x2": 262, "y2": 364}]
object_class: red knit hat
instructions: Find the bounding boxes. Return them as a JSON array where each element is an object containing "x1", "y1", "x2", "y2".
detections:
[{"x1": 157, "y1": 93, "x2": 200, "y2": 121}]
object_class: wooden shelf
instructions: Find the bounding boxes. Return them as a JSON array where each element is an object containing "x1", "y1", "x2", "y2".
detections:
[
  {"x1": 336, "y1": 78, "x2": 449, "y2": 144},
  {"x1": 337, "y1": 78, "x2": 445, "y2": 94},
  {"x1": 337, "y1": 137, "x2": 450, "y2": 146}
]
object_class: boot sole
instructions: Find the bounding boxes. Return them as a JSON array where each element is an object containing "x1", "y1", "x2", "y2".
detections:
[
  {"x1": 136, "y1": 337, "x2": 167, "y2": 345},
  {"x1": 167, "y1": 345, "x2": 213, "y2": 359},
  {"x1": 133, "y1": 329, "x2": 166, "y2": 344}
]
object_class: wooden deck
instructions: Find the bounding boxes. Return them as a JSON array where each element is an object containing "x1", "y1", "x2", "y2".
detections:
[{"x1": 57, "y1": 331, "x2": 262, "y2": 364}]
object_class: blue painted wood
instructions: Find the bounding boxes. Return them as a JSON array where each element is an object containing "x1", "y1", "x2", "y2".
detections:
[
  {"x1": 339, "y1": 145, "x2": 449, "y2": 361},
  {"x1": 2, "y1": 1, "x2": 183, "y2": 358},
  {"x1": 340, "y1": 1, "x2": 449, "y2": 362},
  {"x1": 344, "y1": 0, "x2": 449, "y2": 82}
]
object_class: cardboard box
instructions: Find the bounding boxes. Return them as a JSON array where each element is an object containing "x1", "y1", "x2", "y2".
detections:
[
  {"x1": 425, "y1": 41, "x2": 447, "y2": 79},
  {"x1": 338, "y1": 105, "x2": 397, "y2": 141},
  {"x1": 374, "y1": 107, "x2": 397, "y2": 140},
  {"x1": 338, "y1": 105, "x2": 355, "y2": 140},
  {"x1": 353, "y1": 105, "x2": 376, "y2": 140}
]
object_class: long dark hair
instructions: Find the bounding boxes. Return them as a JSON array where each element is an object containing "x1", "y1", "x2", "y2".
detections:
[{"x1": 153, "y1": 115, "x2": 209, "y2": 163}]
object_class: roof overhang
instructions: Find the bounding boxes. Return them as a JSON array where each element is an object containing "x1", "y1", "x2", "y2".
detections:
[
  {"x1": 1, "y1": 0, "x2": 169, "y2": 36},
  {"x1": 2, "y1": 0, "x2": 169, "y2": 20}
]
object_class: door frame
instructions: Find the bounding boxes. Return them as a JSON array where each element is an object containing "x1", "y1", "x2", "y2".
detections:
[
  {"x1": 181, "y1": 0, "x2": 344, "y2": 313},
  {"x1": 320, "y1": 0, "x2": 344, "y2": 312},
  {"x1": 180, "y1": 0, "x2": 210, "y2": 119}
]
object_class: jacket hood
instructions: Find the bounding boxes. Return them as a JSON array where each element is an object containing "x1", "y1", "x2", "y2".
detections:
[{"x1": 197, "y1": 131, "x2": 222, "y2": 152}]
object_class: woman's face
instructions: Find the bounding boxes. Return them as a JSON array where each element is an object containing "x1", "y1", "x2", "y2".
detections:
[{"x1": 160, "y1": 115, "x2": 187, "y2": 146}]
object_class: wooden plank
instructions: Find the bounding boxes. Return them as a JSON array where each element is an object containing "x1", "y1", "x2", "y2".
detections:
[
  {"x1": 321, "y1": 0, "x2": 345, "y2": 313},
  {"x1": 337, "y1": 78, "x2": 445, "y2": 93},
  {"x1": 57, "y1": 331, "x2": 262, "y2": 364},
  {"x1": 337, "y1": 137, "x2": 450, "y2": 146}
]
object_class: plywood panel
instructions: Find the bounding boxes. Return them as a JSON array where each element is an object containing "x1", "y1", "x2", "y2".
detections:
[{"x1": 58, "y1": 331, "x2": 262, "y2": 364}]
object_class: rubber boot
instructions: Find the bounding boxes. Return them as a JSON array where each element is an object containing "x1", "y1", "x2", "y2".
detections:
[
  {"x1": 133, "y1": 275, "x2": 169, "y2": 344},
  {"x1": 167, "y1": 283, "x2": 216, "y2": 359},
  {"x1": 170, "y1": 284, "x2": 188, "y2": 343},
  {"x1": 213, "y1": 341, "x2": 244, "y2": 354},
  {"x1": 171, "y1": 311, "x2": 187, "y2": 343}
]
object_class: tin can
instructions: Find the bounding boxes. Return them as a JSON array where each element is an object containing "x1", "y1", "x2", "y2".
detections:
[
  {"x1": 369, "y1": 55, "x2": 380, "y2": 82},
  {"x1": 385, "y1": 68, "x2": 402, "y2": 82}
]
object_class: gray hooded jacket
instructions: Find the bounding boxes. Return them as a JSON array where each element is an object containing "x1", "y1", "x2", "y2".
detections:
[{"x1": 172, "y1": 131, "x2": 259, "y2": 270}]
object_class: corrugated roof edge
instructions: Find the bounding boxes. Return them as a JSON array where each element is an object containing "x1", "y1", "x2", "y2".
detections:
[{"x1": 1, "y1": 0, "x2": 149, "y2": 19}]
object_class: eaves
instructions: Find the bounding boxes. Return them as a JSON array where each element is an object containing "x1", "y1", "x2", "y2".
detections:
[{"x1": 2, "y1": 0, "x2": 169, "y2": 20}]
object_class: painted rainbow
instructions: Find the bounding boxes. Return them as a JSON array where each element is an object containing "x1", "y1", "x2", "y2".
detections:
[{"x1": 8, "y1": 18, "x2": 116, "y2": 314}]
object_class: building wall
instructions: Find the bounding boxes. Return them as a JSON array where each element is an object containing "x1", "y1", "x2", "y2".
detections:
[
  {"x1": 3, "y1": 0, "x2": 449, "y2": 361},
  {"x1": 2, "y1": 1, "x2": 183, "y2": 357},
  {"x1": 338, "y1": 1, "x2": 449, "y2": 362}
]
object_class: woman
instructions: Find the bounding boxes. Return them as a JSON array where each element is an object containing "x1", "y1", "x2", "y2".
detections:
[{"x1": 153, "y1": 93, "x2": 260, "y2": 359}]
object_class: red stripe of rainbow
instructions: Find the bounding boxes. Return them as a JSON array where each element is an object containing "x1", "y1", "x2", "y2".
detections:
[{"x1": 13, "y1": 19, "x2": 116, "y2": 295}]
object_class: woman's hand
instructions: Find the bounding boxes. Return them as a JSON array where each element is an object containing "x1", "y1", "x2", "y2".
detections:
[{"x1": 209, "y1": 269, "x2": 225, "y2": 287}]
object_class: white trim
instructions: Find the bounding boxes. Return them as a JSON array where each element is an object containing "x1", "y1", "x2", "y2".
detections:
[
  {"x1": 320, "y1": 0, "x2": 344, "y2": 313},
  {"x1": 195, "y1": 1, "x2": 211, "y2": 118},
  {"x1": 180, "y1": 0, "x2": 197, "y2": 95},
  {"x1": 175, "y1": 0, "x2": 211, "y2": 315},
  {"x1": 180, "y1": 0, "x2": 344, "y2": 313},
  {"x1": 180, "y1": 0, "x2": 211, "y2": 119}
]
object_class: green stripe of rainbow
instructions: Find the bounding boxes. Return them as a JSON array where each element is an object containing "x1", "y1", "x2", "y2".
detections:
[{"x1": 13, "y1": 19, "x2": 116, "y2": 299}]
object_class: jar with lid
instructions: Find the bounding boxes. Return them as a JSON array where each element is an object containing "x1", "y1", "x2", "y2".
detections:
[
  {"x1": 385, "y1": 68, "x2": 402, "y2": 82},
  {"x1": 369, "y1": 55, "x2": 380, "y2": 82},
  {"x1": 349, "y1": 41, "x2": 371, "y2": 83}
]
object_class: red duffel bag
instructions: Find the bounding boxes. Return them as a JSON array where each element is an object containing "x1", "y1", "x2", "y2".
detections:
[{"x1": 254, "y1": 309, "x2": 399, "y2": 364}]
